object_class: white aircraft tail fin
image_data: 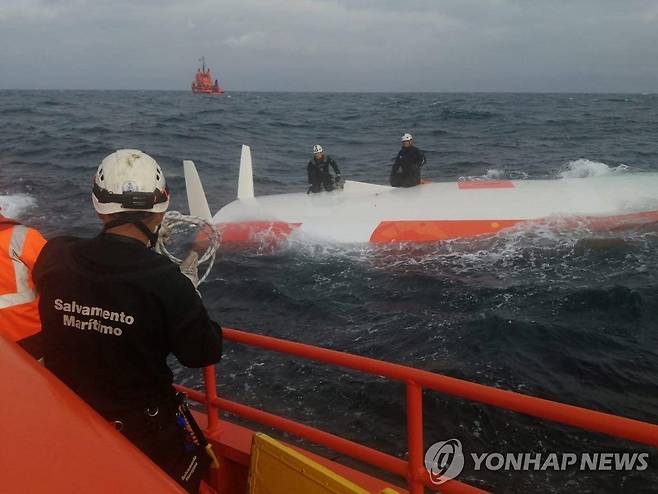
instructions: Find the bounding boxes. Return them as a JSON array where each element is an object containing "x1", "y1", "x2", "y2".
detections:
[
  {"x1": 238, "y1": 144, "x2": 255, "y2": 200},
  {"x1": 183, "y1": 160, "x2": 213, "y2": 222}
]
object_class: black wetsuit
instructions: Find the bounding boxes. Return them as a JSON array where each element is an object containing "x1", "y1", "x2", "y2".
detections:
[
  {"x1": 308, "y1": 155, "x2": 341, "y2": 193},
  {"x1": 33, "y1": 233, "x2": 223, "y2": 492},
  {"x1": 390, "y1": 146, "x2": 426, "y2": 187}
]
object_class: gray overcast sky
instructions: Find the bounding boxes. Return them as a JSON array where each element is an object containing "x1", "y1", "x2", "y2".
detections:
[{"x1": 1, "y1": 0, "x2": 657, "y2": 92}]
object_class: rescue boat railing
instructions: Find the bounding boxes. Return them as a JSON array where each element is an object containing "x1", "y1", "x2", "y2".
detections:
[{"x1": 177, "y1": 327, "x2": 658, "y2": 494}]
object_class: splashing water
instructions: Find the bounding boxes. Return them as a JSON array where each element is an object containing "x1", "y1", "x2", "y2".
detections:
[
  {"x1": 458, "y1": 168, "x2": 530, "y2": 181},
  {"x1": 559, "y1": 159, "x2": 630, "y2": 179},
  {"x1": 459, "y1": 160, "x2": 633, "y2": 183},
  {"x1": 0, "y1": 193, "x2": 36, "y2": 219}
]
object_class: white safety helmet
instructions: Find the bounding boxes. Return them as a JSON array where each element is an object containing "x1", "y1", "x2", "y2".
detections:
[
  {"x1": 401, "y1": 133, "x2": 414, "y2": 142},
  {"x1": 313, "y1": 144, "x2": 323, "y2": 154},
  {"x1": 92, "y1": 149, "x2": 169, "y2": 215}
]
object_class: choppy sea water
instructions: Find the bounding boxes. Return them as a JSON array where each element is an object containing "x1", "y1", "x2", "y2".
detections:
[{"x1": 1, "y1": 91, "x2": 657, "y2": 493}]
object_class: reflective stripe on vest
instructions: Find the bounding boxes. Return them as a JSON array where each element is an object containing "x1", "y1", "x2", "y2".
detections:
[{"x1": 0, "y1": 225, "x2": 37, "y2": 309}]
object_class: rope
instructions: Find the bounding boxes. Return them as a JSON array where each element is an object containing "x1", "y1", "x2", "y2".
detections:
[{"x1": 155, "y1": 211, "x2": 220, "y2": 286}]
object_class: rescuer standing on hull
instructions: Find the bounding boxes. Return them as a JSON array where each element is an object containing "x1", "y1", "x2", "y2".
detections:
[
  {"x1": 33, "y1": 149, "x2": 223, "y2": 493},
  {"x1": 390, "y1": 133, "x2": 426, "y2": 188},
  {"x1": 0, "y1": 208, "x2": 46, "y2": 358},
  {"x1": 307, "y1": 144, "x2": 342, "y2": 193}
]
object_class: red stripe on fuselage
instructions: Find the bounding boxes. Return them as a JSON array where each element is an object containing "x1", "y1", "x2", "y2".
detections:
[
  {"x1": 370, "y1": 219, "x2": 521, "y2": 243},
  {"x1": 215, "y1": 221, "x2": 301, "y2": 250},
  {"x1": 203, "y1": 210, "x2": 658, "y2": 248},
  {"x1": 370, "y1": 210, "x2": 658, "y2": 244}
]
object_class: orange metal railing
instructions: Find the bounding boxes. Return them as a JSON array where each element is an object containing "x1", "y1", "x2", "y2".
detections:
[{"x1": 177, "y1": 327, "x2": 658, "y2": 494}]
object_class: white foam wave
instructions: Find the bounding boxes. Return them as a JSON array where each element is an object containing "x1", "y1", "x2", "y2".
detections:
[
  {"x1": 559, "y1": 159, "x2": 629, "y2": 179},
  {"x1": 458, "y1": 169, "x2": 529, "y2": 181},
  {"x1": 225, "y1": 215, "x2": 658, "y2": 293},
  {"x1": 0, "y1": 193, "x2": 37, "y2": 219},
  {"x1": 485, "y1": 168, "x2": 505, "y2": 180}
]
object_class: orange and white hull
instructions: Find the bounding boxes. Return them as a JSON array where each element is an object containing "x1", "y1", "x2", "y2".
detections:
[
  {"x1": 212, "y1": 174, "x2": 658, "y2": 248},
  {"x1": 180, "y1": 146, "x2": 658, "y2": 249}
]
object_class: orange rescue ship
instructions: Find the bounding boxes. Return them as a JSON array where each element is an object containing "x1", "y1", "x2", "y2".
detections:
[{"x1": 192, "y1": 57, "x2": 224, "y2": 94}]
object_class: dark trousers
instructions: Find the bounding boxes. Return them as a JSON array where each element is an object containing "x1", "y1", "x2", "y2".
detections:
[
  {"x1": 390, "y1": 173, "x2": 421, "y2": 187},
  {"x1": 104, "y1": 398, "x2": 210, "y2": 493},
  {"x1": 310, "y1": 175, "x2": 335, "y2": 193}
]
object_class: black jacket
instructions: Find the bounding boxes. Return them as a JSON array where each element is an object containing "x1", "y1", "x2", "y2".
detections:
[
  {"x1": 307, "y1": 155, "x2": 341, "y2": 192},
  {"x1": 33, "y1": 233, "x2": 223, "y2": 413},
  {"x1": 390, "y1": 146, "x2": 426, "y2": 187}
]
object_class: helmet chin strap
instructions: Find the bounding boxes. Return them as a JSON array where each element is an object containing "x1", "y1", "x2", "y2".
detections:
[
  {"x1": 133, "y1": 222, "x2": 160, "y2": 248},
  {"x1": 102, "y1": 213, "x2": 159, "y2": 248}
]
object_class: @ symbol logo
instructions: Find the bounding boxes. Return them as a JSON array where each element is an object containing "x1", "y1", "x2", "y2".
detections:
[{"x1": 424, "y1": 439, "x2": 465, "y2": 485}]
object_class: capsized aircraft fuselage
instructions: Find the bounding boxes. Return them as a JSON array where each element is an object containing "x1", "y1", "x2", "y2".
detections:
[{"x1": 184, "y1": 146, "x2": 658, "y2": 249}]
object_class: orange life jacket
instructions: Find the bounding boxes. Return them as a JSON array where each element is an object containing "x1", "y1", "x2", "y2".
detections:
[{"x1": 0, "y1": 218, "x2": 46, "y2": 342}]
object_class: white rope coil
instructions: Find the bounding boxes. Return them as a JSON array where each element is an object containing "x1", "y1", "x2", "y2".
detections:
[{"x1": 155, "y1": 211, "x2": 220, "y2": 285}]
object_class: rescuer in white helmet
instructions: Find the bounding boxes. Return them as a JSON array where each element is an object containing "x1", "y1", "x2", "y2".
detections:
[
  {"x1": 33, "y1": 149, "x2": 222, "y2": 493},
  {"x1": 390, "y1": 133, "x2": 426, "y2": 187},
  {"x1": 308, "y1": 144, "x2": 342, "y2": 193}
]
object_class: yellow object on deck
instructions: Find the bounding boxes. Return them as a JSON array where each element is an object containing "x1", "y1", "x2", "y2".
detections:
[
  {"x1": 248, "y1": 433, "x2": 400, "y2": 494},
  {"x1": 205, "y1": 443, "x2": 220, "y2": 469}
]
